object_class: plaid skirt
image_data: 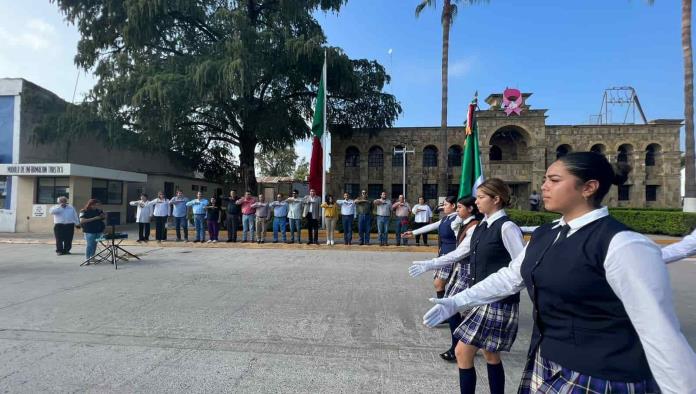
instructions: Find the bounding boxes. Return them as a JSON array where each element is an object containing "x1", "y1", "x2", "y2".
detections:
[
  {"x1": 444, "y1": 261, "x2": 470, "y2": 297},
  {"x1": 433, "y1": 264, "x2": 453, "y2": 281},
  {"x1": 453, "y1": 301, "x2": 519, "y2": 352},
  {"x1": 518, "y1": 347, "x2": 660, "y2": 394}
]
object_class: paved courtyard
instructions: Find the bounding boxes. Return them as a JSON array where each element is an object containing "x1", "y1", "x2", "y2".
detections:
[{"x1": 0, "y1": 243, "x2": 694, "y2": 393}]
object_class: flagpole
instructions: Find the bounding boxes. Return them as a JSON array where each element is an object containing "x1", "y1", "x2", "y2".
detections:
[{"x1": 321, "y1": 50, "x2": 328, "y2": 229}]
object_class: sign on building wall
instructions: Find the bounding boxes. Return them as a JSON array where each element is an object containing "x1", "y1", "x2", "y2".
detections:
[
  {"x1": 1, "y1": 164, "x2": 68, "y2": 175},
  {"x1": 32, "y1": 204, "x2": 47, "y2": 217}
]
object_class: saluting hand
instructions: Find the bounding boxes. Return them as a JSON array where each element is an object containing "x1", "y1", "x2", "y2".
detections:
[{"x1": 408, "y1": 260, "x2": 433, "y2": 277}]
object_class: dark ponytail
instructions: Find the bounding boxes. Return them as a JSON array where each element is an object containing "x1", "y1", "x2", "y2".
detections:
[
  {"x1": 557, "y1": 152, "x2": 632, "y2": 206},
  {"x1": 457, "y1": 196, "x2": 482, "y2": 220}
]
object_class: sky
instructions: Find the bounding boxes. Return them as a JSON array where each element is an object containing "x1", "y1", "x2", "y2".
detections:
[{"x1": 0, "y1": 0, "x2": 687, "y2": 163}]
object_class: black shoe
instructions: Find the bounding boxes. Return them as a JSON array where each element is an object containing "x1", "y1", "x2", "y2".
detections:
[
  {"x1": 193, "y1": 240, "x2": 200, "y2": 243},
  {"x1": 306, "y1": 241, "x2": 312, "y2": 245},
  {"x1": 56, "y1": 252, "x2": 63, "y2": 256},
  {"x1": 226, "y1": 240, "x2": 233, "y2": 243},
  {"x1": 64, "y1": 251, "x2": 71, "y2": 255},
  {"x1": 439, "y1": 350, "x2": 457, "y2": 362},
  {"x1": 359, "y1": 242, "x2": 364, "y2": 245}
]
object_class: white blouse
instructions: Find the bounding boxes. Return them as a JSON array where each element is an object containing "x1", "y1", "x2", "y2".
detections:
[{"x1": 441, "y1": 207, "x2": 696, "y2": 393}]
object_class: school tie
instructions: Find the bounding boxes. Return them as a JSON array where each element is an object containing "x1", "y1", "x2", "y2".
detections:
[{"x1": 555, "y1": 224, "x2": 571, "y2": 244}]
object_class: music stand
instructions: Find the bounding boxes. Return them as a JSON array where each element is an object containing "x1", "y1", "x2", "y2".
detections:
[{"x1": 81, "y1": 212, "x2": 139, "y2": 269}]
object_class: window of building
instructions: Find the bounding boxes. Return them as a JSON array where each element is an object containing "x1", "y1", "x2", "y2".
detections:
[
  {"x1": 617, "y1": 144, "x2": 633, "y2": 164},
  {"x1": 618, "y1": 185, "x2": 631, "y2": 201},
  {"x1": 645, "y1": 144, "x2": 661, "y2": 167},
  {"x1": 590, "y1": 144, "x2": 606, "y2": 155},
  {"x1": 36, "y1": 177, "x2": 70, "y2": 204},
  {"x1": 192, "y1": 184, "x2": 199, "y2": 191},
  {"x1": 344, "y1": 183, "x2": 360, "y2": 198},
  {"x1": 448, "y1": 145, "x2": 463, "y2": 167},
  {"x1": 423, "y1": 184, "x2": 438, "y2": 200},
  {"x1": 200, "y1": 186, "x2": 208, "y2": 192},
  {"x1": 368, "y1": 184, "x2": 382, "y2": 199},
  {"x1": 391, "y1": 184, "x2": 403, "y2": 200},
  {"x1": 447, "y1": 184, "x2": 459, "y2": 197},
  {"x1": 393, "y1": 145, "x2": 404, "y2": 167},
  {"x1": 646, "y1": 185, "x2": 658, "y2": 202},
  {"x1": 368, "y1": 146, "x2": 384, "y2": 167},
  {"x1": 0, "y1": 176, "x2": 6, "y2": 209},
  {"x1": 489, "y1": 145, "x2": 502, "y2": 161},
  {"x1": 91, "y1": 179, "x2": 123, "y2": 205},
  {"x1": 345, "y1": 146, "x2": 360, "y2": 168},
  {"x1": 556, "y1": 144, "x2": 572, "y2": 159},
  {"x1": 423, "y1": 146, "x2": 438, "y2": 167}
]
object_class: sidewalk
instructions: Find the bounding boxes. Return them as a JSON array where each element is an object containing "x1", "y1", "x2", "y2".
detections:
[{"x1": 0, "y1": 225, "x2": 682, "y2": 250}]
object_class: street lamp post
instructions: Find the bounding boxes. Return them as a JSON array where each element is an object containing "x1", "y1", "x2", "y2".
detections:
[{"x1": 394, "y1": 146, "x2": 415, "y2": 200}]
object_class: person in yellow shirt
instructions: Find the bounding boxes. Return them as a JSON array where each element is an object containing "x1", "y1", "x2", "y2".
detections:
[{"x1": 321, "y1": 195, "x2": 338, "y2": 245}]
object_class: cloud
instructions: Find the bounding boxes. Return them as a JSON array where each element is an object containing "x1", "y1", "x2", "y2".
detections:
[
  {"x1": 0, "y1": 18, "x2": 55, "y2": 51},
  {"x1": 449, "y1": 56, "x2": 476, "y2": 78}
]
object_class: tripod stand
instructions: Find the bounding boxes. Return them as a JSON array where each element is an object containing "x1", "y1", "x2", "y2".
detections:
[{"x1": 81, "y1": 224, "x2": 140, "y2": 269}]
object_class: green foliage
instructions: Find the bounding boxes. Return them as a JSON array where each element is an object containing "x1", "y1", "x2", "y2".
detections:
[
  {"x1": 48, "y1": 0, "x2": 401, "y2": 187},
  {"x1": 255, "y1": 147, "x2": 298, "y2": 177},
  {"x1": 506, "y1": 209, "x2": 560, "y2": 227},
  {"x1": 293, "y1": 157, "x2": 309, "y2": 180}
]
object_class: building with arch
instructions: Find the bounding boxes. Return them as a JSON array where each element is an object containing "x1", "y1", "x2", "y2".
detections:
[{"x1": 329, "y1": 92, "x2": 682, "y2": 209}]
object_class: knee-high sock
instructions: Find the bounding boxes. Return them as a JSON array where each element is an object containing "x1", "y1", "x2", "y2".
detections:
[
  {"x1": 459, "y1": 367, "x2": 476, "y2": 394},
  {"x1": 436, "y1": 290, "x2": 445, "y2": 299},
  {"x1": 448, "y1": 313, "x2": 463, "y2": 352},
  {"x1": 487, "y1": 362, "x2": 505, "y2": 394}
]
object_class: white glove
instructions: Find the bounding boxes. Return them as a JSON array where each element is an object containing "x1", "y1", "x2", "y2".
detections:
[
  {"x1": 408, "y1": 260, "x2": 434, "y2": 277},
  {"x1": 423, "y1": 297, "x2": 458, "y2": 328}
]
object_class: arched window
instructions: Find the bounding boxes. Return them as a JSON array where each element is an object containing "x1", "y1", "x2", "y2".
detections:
[
  {"x1": 489, "y1": 145, "x2": 502, "y2": 161},
  {"x1": 368, "y1": 146, "x2": 384, "y2": 167},
  {"x1": 645, "y1": 143, "x2": 661, "y2": 167},
  {"x1": 448, "y1": 145, "x2": 463, "y2": 167},
  {"x1": 590, "y1": 144, "x2": 606, "y2": 155},
  {"x1": 423, "y1": 145, "x2": 438, "y2": 167},
  {"x1": 556, "y1": 144, "x2": 572, "y2": 159},
  {"x1": 617, "y1": 144, "x2": 633, "y2": 164},
  {"x1": 392, "y1": 145, "x2": 404, "y2": 167},
  {"x1": 345, "y1": 146, "x2": 360, "y2": 168}
]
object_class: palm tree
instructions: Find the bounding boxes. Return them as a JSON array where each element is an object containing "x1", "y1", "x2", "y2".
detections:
[
  {"x1": 416, "y1": 0, "x2": 488, "y2": 197},
  {"x1": 682, "y1": 0, "x2": 696, "y2": 211}
]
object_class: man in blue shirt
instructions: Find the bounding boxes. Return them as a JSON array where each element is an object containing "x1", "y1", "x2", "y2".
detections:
[
  {"x1": 186, "y1": 192, "x2": 209, "y2": 242},
  {"x1": 169, "y1": 190, "x2": 190, "y2": 242},
  {"x1": 269, "y1": 193, "x2": 289, "y2": 243}
]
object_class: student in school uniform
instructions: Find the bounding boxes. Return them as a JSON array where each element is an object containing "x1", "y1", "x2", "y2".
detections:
[
  {"x1": 408, "y1": 196, "x2": 481, "y2": 362},
  {"x1": 425, "y1": 178, "x2": 525, "y2": 394},
  {"x1": 403, "y1": 196, "x2": 459, "y2": 301},
  {"x1": 424, "y1": 153, "x2": 696, "y2": 394}
]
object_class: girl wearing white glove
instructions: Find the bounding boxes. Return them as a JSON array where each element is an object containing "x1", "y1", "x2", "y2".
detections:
[
  {"x1": 423, "y1": 152, "x2": 696, "y2": 394},
  {"x1": 402, "y1": 196, "x2": 458, "y2": 302},
  {"x1": 409, "y1": 196, "x2": 481, "y2": 362}
]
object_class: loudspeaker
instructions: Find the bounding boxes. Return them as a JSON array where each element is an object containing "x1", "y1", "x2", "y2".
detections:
[{"x1": 106, "y1": 211, "x2": 121, "y2": 226}]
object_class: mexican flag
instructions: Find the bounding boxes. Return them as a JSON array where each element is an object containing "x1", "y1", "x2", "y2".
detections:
[
  {"x1": 308, "y1": 56, "x2": 327, "y2": 194},
  {"x1": 458, "y1": 92, "x2": 484, "y2": 198}
]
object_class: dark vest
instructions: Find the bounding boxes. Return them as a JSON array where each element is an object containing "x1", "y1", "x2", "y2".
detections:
[
  {"x1": 520, "y1": 216, "x2": 652, "y2": 381},
  {"x1": 438, "y1": 215, "x2": 457, "y2": 256},
  {"x1": 468, "y1": 216, "x2": 520, "y2": 304}
]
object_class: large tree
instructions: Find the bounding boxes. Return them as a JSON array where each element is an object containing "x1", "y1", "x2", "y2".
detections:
[
  {"x1": 49, "y1": 0, "x2": 401, "y2": 190},
  {"x1": 256, "y1": 147, "x2": 297, "y2": 177},
  {"x1": 682, "y1": 0, "x2": 696, "y2": 211},
  {"x1": 416, "y1": 0, "x2": 487, "y2": 195}
]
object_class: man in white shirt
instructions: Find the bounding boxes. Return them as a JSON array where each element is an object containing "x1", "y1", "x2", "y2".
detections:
[
  {"x1": 151, "y1": 191, "x2": 170, "y2": 243},
  {"x1": 49, "y1": 196, "x2": 79, "y2": 255},
  {"x1": 411, "y1": 196, "x2": 433, "y2": 246},
  {"x1": 337, "y1": 192, "x2": 356, "y2": 245},
  {"x1": 129, "y1": 193, "x2": 155, "y2": 242}
]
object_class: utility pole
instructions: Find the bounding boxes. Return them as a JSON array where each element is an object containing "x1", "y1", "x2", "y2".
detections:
[{"x1": 394, "y1": 146, "x2": 415, "y2": 200}]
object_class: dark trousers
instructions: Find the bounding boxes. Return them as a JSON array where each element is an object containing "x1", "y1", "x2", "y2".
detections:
[
  {"x1": 208, "y1": 221, "x2": 220, "y2": 240},
  {"x1": 413, "y1": 222, "x2": 429, "y2": 245},
  {"x1": 358, "y1": 213, "x2": 371, "y2": 244},
  {"x1": 174, "y1": 216, "x2": 188, "y2": 240},
  {"x1": 342, "y1": 215, "x2": 354, "y2": 244},
  {"x1": 53, "y1": 223, "x2": 74, "y2": 253},
  {"x1": 226, "y1": 214, "x2": 241, "y2": 241},
  {"x1": 154, "y1": 216, "x2": 167, "y2": 241},
  {"x1": 306, "y1": 213, "x2": 319, "y2": 243},
  {"x1": 138, "y1": 222, "x2": 151, "y2": 241}
]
